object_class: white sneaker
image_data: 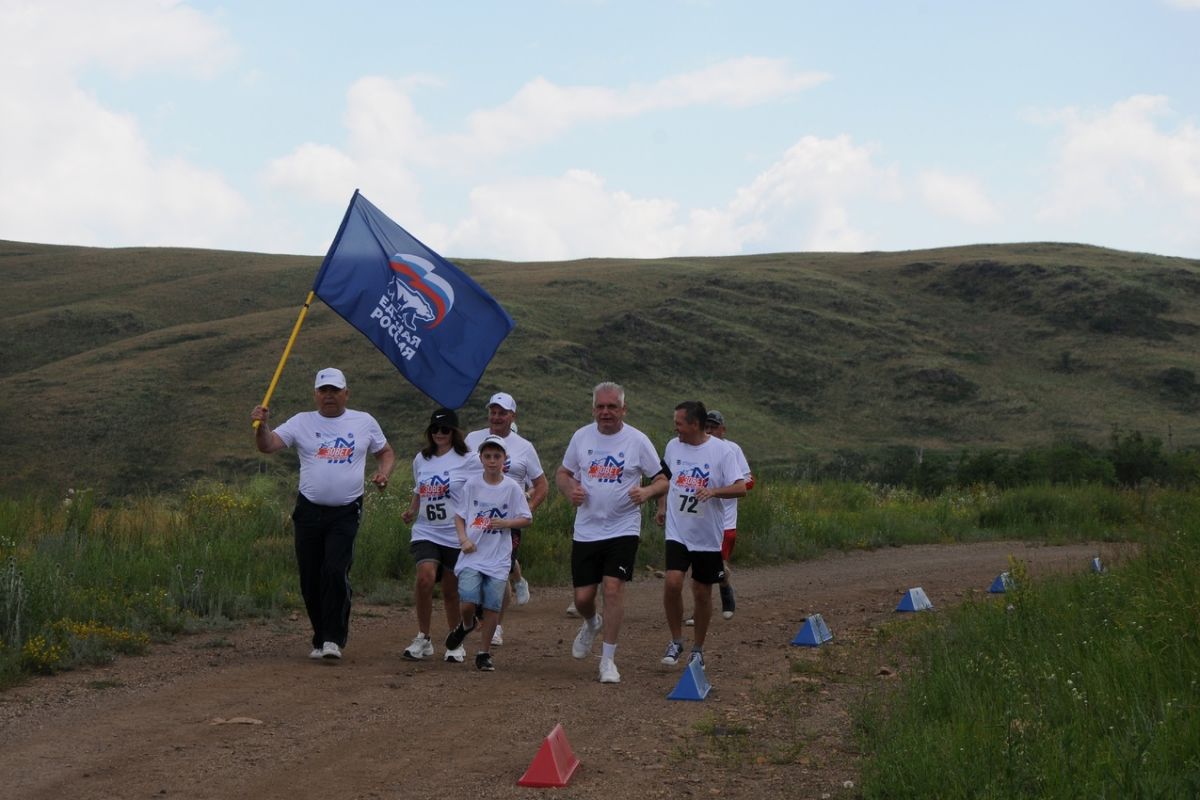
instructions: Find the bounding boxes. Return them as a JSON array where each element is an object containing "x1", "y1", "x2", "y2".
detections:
[
  {"x1": 309, "y1": 647, "x2": 323, "y2": 660},
  {"x1": 599, "y1": 657, "x2": 621, "y2": 684},
  {"x1": 566, "y1": 602, "x2": 579, "y2": 618},
  {"x1": 571, "y1": 615, "x2": 603, "y2": 659},
  {"x1": 321, "y1": 641, "x2": 342, "y2": 660},
  {"x1": 444, "y1": 645, "x2": 466, "y2": 663},
  {"x1": 491, "y1": 625, "x2": 504, "y2": 646},
  {"x1": 402, "y1": 634, "x2": 433, "y2": 661},
  {"x1": 684, "y1": 617, "x2": 695, "y2": 627},
  {"x1": 514, "y1": 578, "x2": 530, "y2": 605}
]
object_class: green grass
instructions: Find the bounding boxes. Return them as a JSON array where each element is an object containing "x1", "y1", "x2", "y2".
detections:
[
  {"x1": 0, "y1": 475, "x2": 1173, "y2": 687},
  {"x1": 855, "y1": 496, "x2": 1200, "y2": 798}
]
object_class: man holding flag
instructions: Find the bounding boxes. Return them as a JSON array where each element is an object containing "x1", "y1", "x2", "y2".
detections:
[{"x1": 251, "y1": 368, "x2": 395, "y2": 661}]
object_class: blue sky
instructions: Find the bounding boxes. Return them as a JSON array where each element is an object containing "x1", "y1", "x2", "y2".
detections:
[{"x1": 1, "y1": 0, "x2": 1198, "y2": 261}]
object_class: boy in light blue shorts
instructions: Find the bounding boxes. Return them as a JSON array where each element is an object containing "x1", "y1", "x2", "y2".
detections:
[{"x1": 445, "y1": 435, "x2": 532, "y2": 671}]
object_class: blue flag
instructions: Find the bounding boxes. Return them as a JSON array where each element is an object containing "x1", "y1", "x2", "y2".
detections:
[{"x1": 312, "y1": 191, "x2": 514, "y2": 408}]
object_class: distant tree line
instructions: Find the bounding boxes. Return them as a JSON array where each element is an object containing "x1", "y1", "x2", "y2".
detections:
[{"x1": 785, "y1": 427, "x2": 1200, "y2": 493}]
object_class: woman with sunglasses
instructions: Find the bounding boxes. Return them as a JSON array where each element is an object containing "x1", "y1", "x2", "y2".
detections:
[{"x1": 400, "y1": 408, "x2": 472, "y2": 662}]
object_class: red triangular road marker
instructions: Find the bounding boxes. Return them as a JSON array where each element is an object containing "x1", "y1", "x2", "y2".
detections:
[{"x1": 517, "y1": 723, "x2": 581, "y2": 788}]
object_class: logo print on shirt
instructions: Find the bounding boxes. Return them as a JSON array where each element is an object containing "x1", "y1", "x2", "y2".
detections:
[
  {"x1": 674, "y1": 466, "x2": 710, "y2": 494},
  {"x1": 586, "y1": 454, "x2": 626, "y2": 483},
  {"x1": 418, "y1": 473, "x2": 451, "y2": 499},
  {"x1": 471, "y1": 503, "x2": 509, "y2": 533},
  {"x1": 316, "y1": 436, "x2": 355, "y2": 464}
]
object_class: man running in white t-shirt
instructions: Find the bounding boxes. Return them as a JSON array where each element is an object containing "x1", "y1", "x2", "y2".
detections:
[
  {"x1": 656, "y1": 400, "x2": 747, "y2": 670},
  {"x1": 464, "y1": 392, "x2": 548, "y2": 645},
  {"x1": 556, "y1": 381, "x2": 667, "y2": 684}
]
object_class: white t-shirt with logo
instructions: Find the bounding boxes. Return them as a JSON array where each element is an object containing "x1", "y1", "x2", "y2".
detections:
[
  {"x1": 464, "y1": 428, "x2": 545, "y2": 488},
  {"x1": 663, "y1": 435, "x2": 743, "y2": 552},
  {"x1": 274, "y1": 409, "x2": 389, "y2": 507},
  {"x1": 560, "y1": 423, "x2": 662, "y2": 542},
  {"x1": 453, "y1": 473, "x2": 532, "y2": 581},
  {"x1": 717, "y1": 439, "x2": 752, "y2": 530},
  {"x1": 409, "y1": 449, "x2": 472, "y2": 547}
]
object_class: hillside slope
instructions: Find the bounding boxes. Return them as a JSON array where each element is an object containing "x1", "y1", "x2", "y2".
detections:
[{"x1": 3, "y1": 240, "x2": 1198, "y2": 497}]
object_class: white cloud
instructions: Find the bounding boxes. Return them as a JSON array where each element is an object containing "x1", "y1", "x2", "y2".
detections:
[
  {"x1": 0, "y1": 0, "x2": 233, "y2": 80},
  {"x1": 0, "y1": 0, "x2": 246, "y2": 248},
  {"x1": 918, "y1": 170, "x2": 1000, "y2": 224},
  {"x1": 728, "y1": 135, "x2": 895, "y2": 251},
  {"x1": 262, "y1": 77, "x2": 435, "y2": 231},
  {"x1": 264, "y1": 144, "x2": 361, "y2": 205},
  {"x1": 447, "y1": 169, "x2": 712, "y2": 260},
  {"x1": 448, "y1": 57, "x2": 828, "y2": 160},
  {"x1": 265, "y1": 58, "x2": 829, "y2": 205},
  {"x1": 1037, "y1": 95, "x2": 1200, "y2": 246},
  {"x1": 443, "y1": 134, "x2": 893, "y2": 260}
]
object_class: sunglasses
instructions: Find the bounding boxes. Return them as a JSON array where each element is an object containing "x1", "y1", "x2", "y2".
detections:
[{"x1": 429, "y1": 425, "x2": 453, "y2": 435}]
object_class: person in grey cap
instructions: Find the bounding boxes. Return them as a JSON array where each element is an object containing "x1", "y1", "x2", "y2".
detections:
[
  {"x1": 251, "y1": 368, "x2": 395, "y2": 661},
  {"x1": 703, "y1": 410, "x2": 753, "y2": 620}
]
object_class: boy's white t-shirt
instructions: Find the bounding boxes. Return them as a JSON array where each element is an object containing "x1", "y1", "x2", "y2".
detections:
[
  {"x1": 663, "y1": 435, "x2": 743, "y2": 552},
  {"x1": 560, "y1": 423, "x2": 661, "y2": 542},
  {"x1": 453, "y1": 473, "x2": 531, "y2": 581},
  {"x1": 409, "y1": 449, "x2": 472, "y2": 547},
  {"x1": 464, "y1": 428, "x2": 545, "y2": 487},
  {"x1": 717, "y1": 438, "x2": 752, "y2": 530},
  {"x1": 273, "y1": 409, "x2": 389, "y2": 506}
]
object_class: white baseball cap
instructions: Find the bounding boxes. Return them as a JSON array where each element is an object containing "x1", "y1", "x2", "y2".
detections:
[
  {"x1": 314, "y1": 368, "x2": 347, "y2": 389},
  {"x1": 487, "y1": 392, "x2": 516, "y2": 412},
  {"x1": 479, "y1": 433, "x2": 508, "y2": 453}
]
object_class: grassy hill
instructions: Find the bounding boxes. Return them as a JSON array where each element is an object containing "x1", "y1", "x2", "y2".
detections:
[{"x1": 3, "y1": 239, "x2": 1199, "y2": 498}]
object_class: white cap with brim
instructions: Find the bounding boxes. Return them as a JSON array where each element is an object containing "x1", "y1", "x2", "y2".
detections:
[
  {"x1": 487, "y1": 392, "x2": 516, "y2": 412},
  {"x1": 315, "y1": 368, "x2": 347, "y2": 389},
  {"x1": 479, "y1": 434, "x2": 508, "y2": 453}
]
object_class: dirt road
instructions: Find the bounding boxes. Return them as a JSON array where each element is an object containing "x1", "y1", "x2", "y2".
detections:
[{"x1": 0, "y1": 541, "x2": 1117, "y2": 799}]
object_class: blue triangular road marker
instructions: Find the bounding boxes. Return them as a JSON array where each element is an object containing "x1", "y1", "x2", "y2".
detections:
[
  {"x1": 988, "y1": 572, "x2": 1013, "y2": 593},
  {"x1": 896, "y1": 587, "x2": 933, "y2": 612},
  {"x1": 791, "y1": 613, "x2": 834, "y2": 647},
  {"x1": 667, "y1": 659, "x2": 711, "y2": 701}
]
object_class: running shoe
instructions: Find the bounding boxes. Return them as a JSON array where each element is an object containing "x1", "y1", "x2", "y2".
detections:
[
  {"x1": 514, "y1": 578, "x2": 531, "y2": 605},
  {"x1": 598, "y1": 657, "x2": 621, "y2": 684},
  {"x1": 443, "y1": 645, "x2": 466, "y2": 663},
  {"x1": 720, "y1": 584, "x2": 736, "y2": 619},
  {"x1": 661, "y1": 640, "x2": 684, "y2": 666},
  {"x1": 402, "y1": 634, "x2": 434, "y2": 661},
  {"x1": 308, "y1": 647, "x2": 324, "y2": 660},
  {"x1": 475, "y1": 652, "x2": 495, "y2": 671},
  {"x1": 444, "y1": 620, "x2": 474, "y2": 651},
  {"x1": 688, "y1": 649, "x2": 705, "y2": 668},
  {"x1": 571, "y1": 614, "x2": 603, "y2": 659},
  {"x1": 566, "y1": 602, "x2": 579, "y2": 618},
  {"x1": 684, "y1": 617, "x2": 695, "y2": 627},
  {"x1": 491, "y1": 625, "x2": 504, "y2": 646},
  {"x1": 321, "y1": 642, "x2": 342, "y2": 660}
]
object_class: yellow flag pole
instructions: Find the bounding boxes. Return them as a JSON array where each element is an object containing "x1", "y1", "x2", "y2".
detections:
[{"x1": 253, "y1": 290, "x2": 316, "y2": 429}]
